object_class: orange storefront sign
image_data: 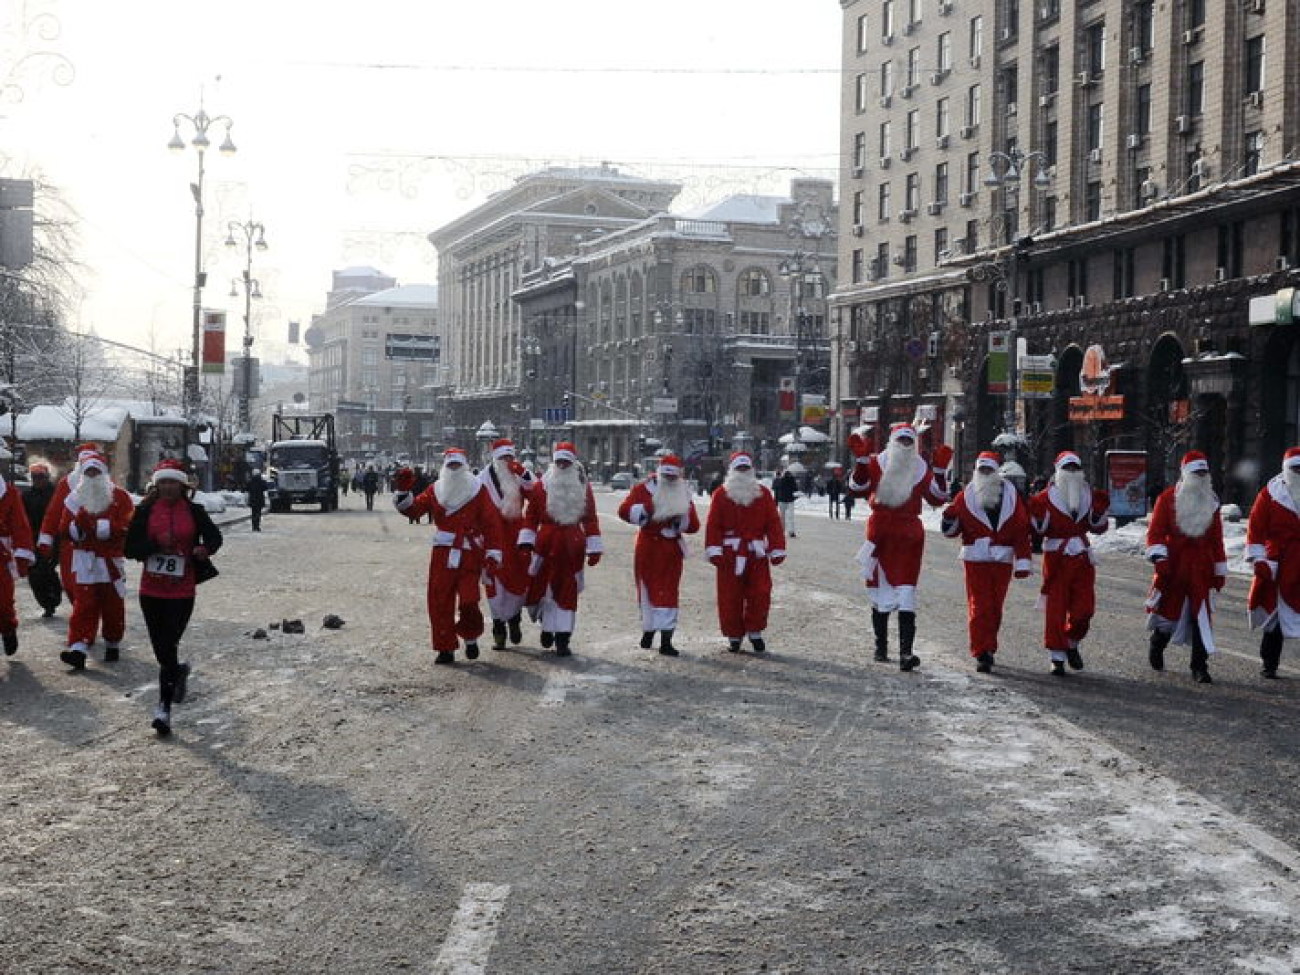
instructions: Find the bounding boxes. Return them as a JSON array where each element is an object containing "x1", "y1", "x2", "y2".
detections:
[{"x1": 1069, "y1": 394, "x2": 1125, "y2": 422}]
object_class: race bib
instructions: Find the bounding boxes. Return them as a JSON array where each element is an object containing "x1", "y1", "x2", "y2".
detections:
[{"x1": 145, "y1": 553, "x2": 187, "y2": 578}]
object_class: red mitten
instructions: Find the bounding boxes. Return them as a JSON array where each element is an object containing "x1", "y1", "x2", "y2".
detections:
[
  {"x1": 1254, "y1": 561, "x2": 1275, "y2": 583},
  {"x1": 1212, "y1": 574, "x2": 1226, "y2": 592},
  {"x1": 848, "y1": 432, "x2": 874, "y2": 460},
  {"x1": 586, "y1": 552, "x2": 602, "y2": 567},
  {"x1": 15, "y1": 557, "x2": 30, "y2": 579},
  {"x1": 507, "y1": 459, "x2": 526, "y2": 477},
  {"x1": 392, "y1": 467, "x2": 416, "y2": 492},
  {"x1": 770, "y1": 554, "x2": 786, "y2": 567},
  {"x1": 708, "y1": 554, "x2": 723, "y2": 567},
  {"x1": 930, "y1": 443, "x2": 954, "y2": 471}
]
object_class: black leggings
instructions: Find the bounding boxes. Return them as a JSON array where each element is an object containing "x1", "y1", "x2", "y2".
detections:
[{"x1": 139, "y1": 594, "x2": 195, "y2": 705}]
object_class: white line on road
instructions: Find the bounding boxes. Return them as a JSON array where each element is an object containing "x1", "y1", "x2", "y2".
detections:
[{"x1": 429, "y1": 882, "x2": 510, "y2": 975}]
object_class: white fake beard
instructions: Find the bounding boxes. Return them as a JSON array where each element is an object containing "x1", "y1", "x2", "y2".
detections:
[
  {"x1": 651, "y1": 476, "x2": 691, "y2": 522},
  {"x1": 1175, "y1": 475, "x2": 1216, "y2": 538},
  {"x1": 76, "y1": 474, "x2": 113, "y2": 515},
  {"x1": 874, "y1": 441, "x2": 918, "y2": 508},
  {"x1": 1285, "y1": 469, "x2": 1300, "y2": 508},
  {"x1": 435, "y1": 465, "x2": 478, "y2": 511},
  {"x1": 973, "y1": 470, "x2": 1005, "y2": 512},
  {"x1": 1055, "y1": 469, "x2": 1088, "y2": 516},
  {"x1": 723, "y1": 469, "x2": 761, "y2": 507},
  {"x1": 492, "y1": 457, "x2": 524, "y2": 519},
  {"x1": 544, "y1": 464, "x2": 587, "y2": 526}
]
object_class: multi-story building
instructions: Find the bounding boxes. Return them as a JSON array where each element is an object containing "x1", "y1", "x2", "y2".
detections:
[
  {"x1": 511, "y1": 178, "x2": 838, "y2": 478},
  {"x1": 834, "y1": 0, "x2": 1300, "y2": 505},
  {"x1": 304, "y1": 267, "x2": 439, "y2": 463}
]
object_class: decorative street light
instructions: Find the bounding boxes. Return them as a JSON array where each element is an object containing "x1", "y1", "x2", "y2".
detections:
[
  {"x1": 225, "y1": 218, "x2": 267, "y2": 436},
  {"x1": 977, "y1": 147, "x2": 1052, "y2": 445},
  {"x1": 778, "y1": 251, "x2": 826, "y2": 449},
  {"x1": 168, "y1": 102, "x2": 236, "y2": 417}
]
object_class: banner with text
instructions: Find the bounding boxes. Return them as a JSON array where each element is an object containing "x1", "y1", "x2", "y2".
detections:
[{"x1": 202, "y1": 310, "x2": 226, "y2": 374}]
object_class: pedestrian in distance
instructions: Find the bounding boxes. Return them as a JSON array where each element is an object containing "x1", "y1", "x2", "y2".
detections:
[
  {"x1": 1145, "y1": 450, "x2": 1227, "y2": 684},
  {"x1": 246, "y1": 468, "x2": 268, "y2": 532},
  {"x1": 1246, "y1": 446, "x2": 1300, "y2": 678},
  {"x1": 0, "y1": 468, "x2": 36, "y2": 656},
  {"x1": 20, "y1": 462, "x2": 62, "y2": 618},
  {"x1": 618, "y1": 453, "x2": 700, "y2": 656},
  {"x1": 362, "y1": 466, "x2": 380, "y2": 511},
  {"x1": 37, "y1": 441, "x2": 101, "y2": 610},
  {"x1": 941, "y1": 451, "x2": 1034, "y2": 674},
  {"x1": 520, "y1": 442, "x2": 603, "y2": 657},
  {"x1": 841, "y1": 487, "x2": 856, "y2": 520},
  {"x1": 55, "y1": 451, "x2": 135, "y2": 671},
  {"x1": 704, "y1": 451, "x2": 785, "y2": 654},
  {"x1": 773, "y1": 468, "x2": 799, "y2": 538},
  {"x1": 847, "y1": 422, "x2": 953, "y2": 671},
  {"x1": 477, "y1": 438, "x2": 537, "y2": 650},
  {"x1": 393, "y1": 448, "x2": 504, "y2": 665},
  {"x1": 1028, "y1": 451, "x2": 1111, "y2": 676},
  {"x1": 826, "y1": 468, "x2": 844, "y2": 520},
  {"x1": 124, "y1": 459, "x2": 223, "y2": 736}
]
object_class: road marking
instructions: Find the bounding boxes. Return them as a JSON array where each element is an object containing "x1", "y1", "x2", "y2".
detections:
[{"x1": 430, "y1": 882, "x2": 510, "y2": 974}]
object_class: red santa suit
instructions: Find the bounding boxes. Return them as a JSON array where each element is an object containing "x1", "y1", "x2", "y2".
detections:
[
  {"x1": 942, "y1": 462, "x2": 1033, "y2": 659},
  {"x1": 1245, "y1": 467, "x2": 1300, "y2": 636},
  {"x1": 395, "y1": 454, "x2": 505, "y2": 657},
  {"x1": 521, "y1": 447, "x2": 602, "y2": 641},
  {"x1": 476, "y1": 440, "x2": 536, "y2": 627},
  {"x1": 1028, "y1": 452, "x2": 1109, "y2": 663},
  {"x1": 1145, "y1": 481, "x2": 1227, "y2": 653},
  {"x1": 0, "y1": 474, "x2": 35, "y2": 645},
  {"x1": 38, "y1": 444, "x2": 101, "y2": 609},
  {"x1": 847, "y1": 427, "x2": 950, "y2": 612},
  {"x1": 57, "y1": 456, "x2": 135, "y2": 657},
  {"x1": 618, "y1": 462, "x2": 700, "y2": 635},
  {"x1": 705, "y1": 455, "x2": 786, "y2": 645}
]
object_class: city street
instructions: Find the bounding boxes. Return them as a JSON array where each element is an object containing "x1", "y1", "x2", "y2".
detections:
[{"x1": 3, "y1": 488, "x2": 1300, "y2": 974}]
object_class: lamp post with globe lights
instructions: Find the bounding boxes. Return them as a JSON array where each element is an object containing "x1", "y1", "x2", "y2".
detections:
[{"x1": 225, "y1": 219, "x2": 267, "y2": 436}]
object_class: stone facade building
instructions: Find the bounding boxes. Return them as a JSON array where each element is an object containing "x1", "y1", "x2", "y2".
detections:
[{"x1": 833, "y1": 0, "x2": 1300, "y2": 506}]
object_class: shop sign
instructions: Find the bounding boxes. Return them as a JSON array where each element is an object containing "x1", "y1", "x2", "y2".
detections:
[{"x1": 1068, "y1": 394, "x2": 1125, "y2": 422}]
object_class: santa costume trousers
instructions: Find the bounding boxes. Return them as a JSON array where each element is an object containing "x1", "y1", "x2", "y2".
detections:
[
  {"x1": 715, "y1": 562, "x2": 773, "y2": 638},
  {"x1": 0, "y1": 564, "x2": 17, "y2": 634},
  {"x1": 426, "y1": 563, "x2": 485, "y2": 653},
  {"x1": 963, "y1": 562, "x2": 1013, "y2": 657},
  {"x1": 1041, "y1": 554, "x2": 1095, "y2": 650},
  {"x1": 68, "y1": 582, "x2": 125, "y2": 649}
]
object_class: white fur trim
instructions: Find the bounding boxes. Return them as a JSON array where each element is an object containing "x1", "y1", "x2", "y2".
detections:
[
  {"x1": 486, "y1": 549, "x2": 503, "y2": 564},
  {"x1": 1014, "y1": 558, "x2": 1033, "y2": 573},
  {"x1": 553, "y1": 447, "x2": 576, "y2": 463},
  {"x1": 657, "y1": 463, "x2": 681, "y2": 476},
  {"x1": 769, "y1": 549, "x2": 786, "y2": 561},
  {"x1": 585, "y1": 536, "x2": 603, "y2": 555},
  {"x1": 152, "y1": 468, "x2": 189, "y2": 485},
  {"x1": 517, "y1": 528, "x2": 537, "y2": 546},
  {"x1": 628, "y1": 503, "x2": 649, "y2": 526},
  {"x1": 1247, "y1": 543, "x2": 1267, "y2": 562},
  {"x1": 96, "y1": 518, "x2": 111, "y2": 541},
  {"x1": 706, "y1": 545, "x2": 723, "y2": 559},
  {"x1": 1146, "y1": 544, "x2": 1169, "y2": 561},
  {"x1": 37, "y1": 532, "x2": 52, "y2": 547},
  {"x1": 393, "y1": 491, "x2": 414, "y2": 512}
]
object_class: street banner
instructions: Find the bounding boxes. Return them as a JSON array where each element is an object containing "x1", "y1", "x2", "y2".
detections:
[
  {"x1": 988, "y1": 331, "x2": 1009, "y2": 394},
  {"x1": 778, "y1": 377, "x2": 796, "y2": 418},
  {"x1": 1106, "y1": 450, "x2": 1148, "y2": 518},
  {"x1": 202, "y1": 310, "x2": 226, "y2": 374}
]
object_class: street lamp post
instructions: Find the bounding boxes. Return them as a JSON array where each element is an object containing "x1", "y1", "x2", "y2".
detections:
[
  {"x1": 778, "y1": 251, "x2": 825, "y2": 447},
  {"x1": 225, "y1": 219, "x2": 267, "y2": 436},
  {"x1": 169, "y1": 102, "x2": 236, "y2": 417}
]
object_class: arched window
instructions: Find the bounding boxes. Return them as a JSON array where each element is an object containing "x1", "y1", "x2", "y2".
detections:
[{"x1": 681, "y1": 266, "x2": 718, "y2": 294}]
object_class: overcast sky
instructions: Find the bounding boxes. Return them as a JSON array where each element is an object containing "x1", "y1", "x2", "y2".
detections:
[{"x1": 4, "y1": 1, "x2": 841, "y2": 364}]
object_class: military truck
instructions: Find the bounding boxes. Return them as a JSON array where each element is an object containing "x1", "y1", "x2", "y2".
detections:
[{"x1": 266, "y1": 413, "x2": 339, "y2": 512}]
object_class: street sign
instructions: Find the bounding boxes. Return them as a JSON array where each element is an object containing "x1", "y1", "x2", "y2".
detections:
[
  {"x1": 988, "y1": 331, "x2": 1010, "y2": 394},
  {"x1": 1019, "y1": 371, "x2": 1055, "y2": 398}
]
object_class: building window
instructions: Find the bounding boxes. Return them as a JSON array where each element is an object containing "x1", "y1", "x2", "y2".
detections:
[
  {"x1": 1162, "y1": 234, "x2": 1187, "y2": 288},
  {"x1": 1043, "y1": 196, "x2": 1057, "y2": 231},
  {"x1": 1188, "y1": 0, "x2": 1205, "y2": 29},
  {"x1": 882, "y1": 0, "x2": 895, "y2": 38},
  {"x1": 1004, "y1": 0, "x2": 1020, "y2": 39},
  {"x1": 1043, "y1": 120, "x2": 1058, "y2": 166},
  {"x1": 1086, "y1": 102, "x2": 1104, "y2": 152},
  {"x1": 1186, "y1": 148, "x2": 1204, "y2": 192},
  {"x1": 935, "y1": 227, "x2": 949, "y2": 263},
  {"x1": 852, "y1": 190, "x2": 866, "y2": 226},
  {"x1": 1113, "y1": 247, "x2": 1136, "y2": 299},
  {"x1": 1002, "y1": 64, "x2": 1018, "y2": 109},
  {"x1": 908, "y1": 0, "x2": 921, "y2": 27},
  {"x1": 856, "y1": 73, "x2": 871, "y2": 112},
  {"x1": 1085, "y1": 180, "x2": 1102, "y2": 222},
  {"x1": 879, "y1": 182, "x2": 893, "y2": 220},
  {"x1": 739, "y1": 269, "x2": 770, "y2": 297},
  {"x1": 876, "y1": 242, "x2": 891, "y2": 279},
  {"x1": 969, "y1": 16, "x2": 983, "y2": 62},
  {"x1": 852, "y1": 249, "x2": 866, "y2": 284},
  {"x1": 965, "y1": 151, "x2": 980, "y2": 193},
  {"x1": 1133, "y1": 165, "x2": 1151, "y2": 210},
  {"x1": 1135, "y1": 84, "x2": 1151, "y2": 136},
  {"x1": 904, "y1": 235, "x2": 918, "y2": 272},
  {"x1": 879, "y1": 121, "x2": 892, "y2": 158},
  {"x1": 967, "y1": 84, "x2": 982, "y2": 126},
  {"x1": 854, "y1": 131, "x2": 868, "y2": 170},
  {"x1": 905, "y1": 173, "x2": 921, "y2": 211},
  {"x1": 681, "y1": 267, "x2": 717, "y2": 293},
  {"x1": 906, "y1": 109, "x2": 919, "y2": 149},
  {"x1": 1085, "y1": 21, "x2": 1106, "y2": 78},
  {"x1": 908, "y1": 47, "x2": 922, "y2": 88},
  {"x1": 934, "y1": 162, "x2": 950, "y2": 203},
  {"x1": 1187, "y1": 61, "x2": 1204, "y2": 116},
  {"x1": 937, "y1": 96, "x2": 950, "y2": 137},
  {"x1": 1043, "y1": 45, "x2": 1059, "y2": 95},
  {"x1": 1245, "y1": 36, "x2": 1265, "y2": 95},
  {"x1": 857, "y1": 13, "x2": 871, "y2": 52},
  {"x1": 938, "y1": 32, "x2": 952, "y2": 72},
  {"x1": 1245, "y1": 130, "x2": 1264, "y2": 176},
  {"x1": 361, "y1": 348, "x2": 378, "y2": 366},
  {"x1": 1134, "y1": 1, "x2": 1154, "y2": 53},
  {"x1": 361, "y1": 416, "x2": 377, "y2": 436},
  {"x1": 965, "y1": 219, "x2": 980, "y2": 253},
  {"x1": 881, "y1": 60, "x2": 895, "y2": 98}
]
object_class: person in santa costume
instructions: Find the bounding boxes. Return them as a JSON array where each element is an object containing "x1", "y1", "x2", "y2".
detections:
[
  {"x1": 56, "y1": 451, "x2": 136, "y2": 671},
  {"x1": 846, "y1": 422, "x2": 953, "y2": 671},
  {"x1": 704, "y1": 451, "x2": 786, "y2": 654},
  {"x1": 1244, "y1": 447, "x2": 1300, "y2": 678},
  {"x1": 393, "y1": 448, "x2": 505, "y2": 666},
  {"x1": 941, "y1": 451, "x2": 1034, "y2": 673},
  {"x1": 617, "y1": 453, "x2": 700, "y2": 656},
  {"x1": 520, "y1": 442, "x2": 602, "y2": 657},
  {"x1": 477, "y1": 438, "x2": 537, "y2": 650},
  {"x1": 0, "y1": 468, "x2": 35, "y2": 656},
  {"x1": 1028, "y1": 450, "x2": 1110, "y2": 676},
  {"x1": 1145, "y1": 450, "x2": 1227, "y2": 684},
  {"x1": 37, "y1": 442, "x2": 101, "y2": 610}
]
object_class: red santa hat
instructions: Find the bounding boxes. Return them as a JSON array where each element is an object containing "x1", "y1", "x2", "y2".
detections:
[
  {"x1": 729, "y1": 451, "x2": 754, "y2": 470},
  {"x1": 1180, "y1": 450, "x2": 1209, "y2": 474},
  {"x1": 75, "y1": 442, "x2": 100, "y2": 461},
  {"x1": 28, "y1": 463, "x2": 50, "y2": 476},
  {"x1": 975, "y1": 451, "x2": 1002, "y2": 472},
  {"x1": 1054, "y1": 451, "x2": 1082, "y2": 470},
  {"x1": 657, "y1": 454, "x2": 683, "y2": 477},
  {"x1": 80, "y1": 451, "x2": 109, "y2": 475},
  {"x1": 490, "y1": 438, "x2": 516, "y2": 460},
  {"x1": 443, "y1": 447, "x2": 468, "y2": 468},
  {"x1": 889, "y1": 423, "x2": 917, "y2": 443},
  {"x1": 151, "y1": 458, "x2": 189, "y2": 485},
  {"x1": 552, "y1": 442, "x2": 578, "y2": 463},
  {"x1": 1284, "y1": 447, "x2": 1300, "y2": 470}
]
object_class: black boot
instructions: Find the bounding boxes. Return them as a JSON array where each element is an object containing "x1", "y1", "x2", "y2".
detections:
[
  {"x1": 640, "y1": 631, "x2": 655, "y2": 649},
  {"x1": 1260, "y1": 627, "x2": 1284, "y2": 678},
  {"x1": 1190, "y1": 638, "x2": 1212, "y2": 684},
  {"x1": 659, "y1": 630, "x2": 678, "y2": 656},
  {"x1": 508, "y1": 614, "x2": 523, "y2": 645},
  {"x1": 554, "y1": 632, "x2": 572, "y2": 657},
  {"x1": 1148, "y1": 630, "x2": 1170, "y2": 672},
  {"x1": 871, "y1": 609, "x2": 890, "y2": 662},
  {"x1": 491, "y1": 620, "x2": 508, "y2": 650},
  {"x1": 898, "y1": 611, "x2": 920, "y2": 671}
]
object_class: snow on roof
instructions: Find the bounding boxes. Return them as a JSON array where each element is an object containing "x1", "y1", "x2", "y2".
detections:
[
  {"x1": 16, "y1": 404, "x2": 130, "y2": 442},
  {"x1": 335, "y1": 266, "x2": 389, "y2": 279},
  {"x1": 680, "y1": 194, "x2": 787, "y2": 225},
  {"x1": 354, "y1": 284, "x2": 439, "y2": 308}
]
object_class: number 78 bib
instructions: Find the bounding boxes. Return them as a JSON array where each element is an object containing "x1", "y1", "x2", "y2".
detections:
[{"x1": 145, "y1": 553, "x2": 187, "y2": 578}]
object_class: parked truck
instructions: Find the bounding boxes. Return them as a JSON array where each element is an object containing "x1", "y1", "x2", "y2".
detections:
[{"x1": 266, "y1": 413, "x2": 340, "y2": 512}]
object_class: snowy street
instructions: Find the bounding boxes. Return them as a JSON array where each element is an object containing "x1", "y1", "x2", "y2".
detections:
[{"x1": 2, "y1": 487, "x2": 1299, "y2": 974}]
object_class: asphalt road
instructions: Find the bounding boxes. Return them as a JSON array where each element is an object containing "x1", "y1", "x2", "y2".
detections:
[{"x1": 1, "y1": 488, "x2": 1298, "y2": 974}]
